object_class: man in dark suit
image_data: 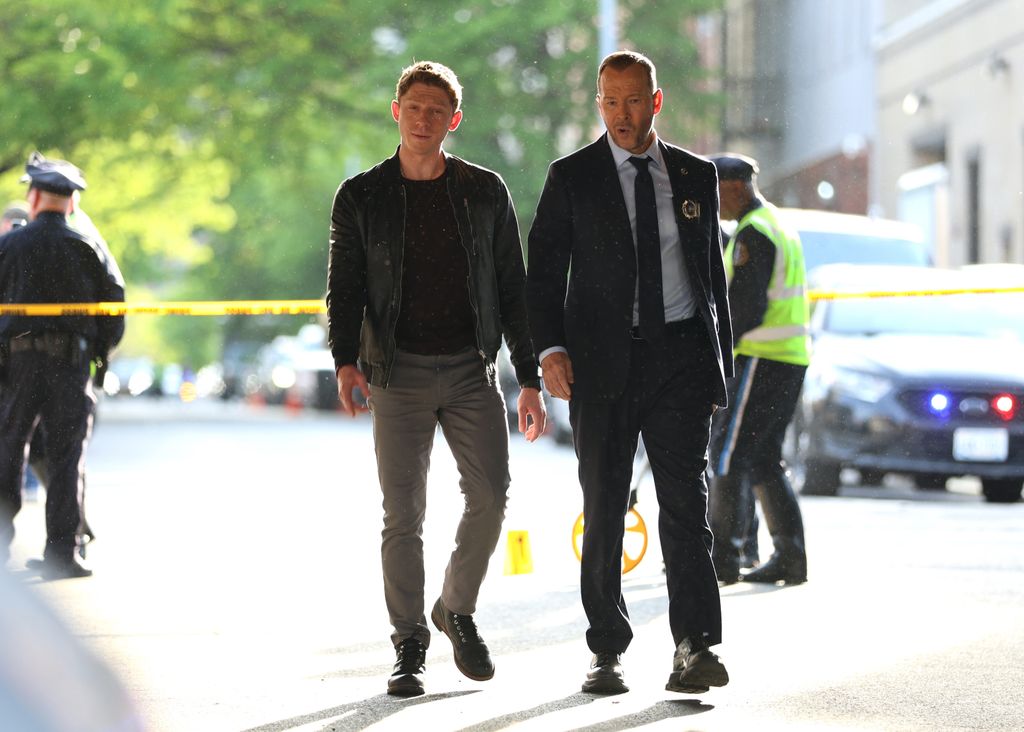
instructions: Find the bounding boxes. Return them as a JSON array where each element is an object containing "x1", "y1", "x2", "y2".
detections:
[{"x1": 527, "y1": 51, "x2": 733, "y2": 695}]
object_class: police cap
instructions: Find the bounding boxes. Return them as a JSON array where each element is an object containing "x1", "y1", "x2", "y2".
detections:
[
  {"x1": 2, "y1": 202, "x2": 29, "y2": 223},
  {"x1": 709, "y1": 153, "x2": 759, "y2": 182},
  {"x1": 19, "y1": 151, "x2": 87, "y2": 196}
]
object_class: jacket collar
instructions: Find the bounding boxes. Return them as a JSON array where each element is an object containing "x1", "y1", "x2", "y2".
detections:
[
  {"x1": 605, "y1": 132, "x2": 666, "y2": 171},
  {"x1": 383, "y1": 146, "x2": 463, "y2": 184}
]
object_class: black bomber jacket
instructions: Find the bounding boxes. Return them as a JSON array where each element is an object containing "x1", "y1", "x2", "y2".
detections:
[{"x1": 326, "y1": 149, "x2": 541, "y2": 390}]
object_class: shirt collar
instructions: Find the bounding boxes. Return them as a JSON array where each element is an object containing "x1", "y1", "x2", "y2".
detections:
[{"x1": 607, "y1": 132, "x2": 664, "y2": 171}]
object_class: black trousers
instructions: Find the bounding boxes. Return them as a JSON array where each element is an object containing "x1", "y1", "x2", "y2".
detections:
[
  {"x1": 0, "y1": 352, "x2": 95, "y2": 562},
  {"x1": 570, "y1": 318, "x2": 722, "y2": 653},
  {"x1": 708, "y1": 355, "x2": 807, "y2": 569}
]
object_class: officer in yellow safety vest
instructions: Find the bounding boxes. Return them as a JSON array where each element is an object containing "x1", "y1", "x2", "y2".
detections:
[{"x1": 706, "y1": 153, "x2": 810, "y2": 586}]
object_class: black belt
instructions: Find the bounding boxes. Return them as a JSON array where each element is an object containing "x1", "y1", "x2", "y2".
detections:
[
  {"x1": 629, "y1": 317, "x2": 702, "y2": 341},
  {"x1": 8, "y1": 332, "x2": 89, "y2": 357}
]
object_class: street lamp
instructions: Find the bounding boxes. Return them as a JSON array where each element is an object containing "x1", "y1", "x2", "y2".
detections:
[{"x1": 901, "y1": 90, "x2": 929, "y2": 116}]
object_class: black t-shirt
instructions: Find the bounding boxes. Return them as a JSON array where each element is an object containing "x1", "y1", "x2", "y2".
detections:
[{"x1": 393, "y1": 176, "x2": 476, "y2": 355}]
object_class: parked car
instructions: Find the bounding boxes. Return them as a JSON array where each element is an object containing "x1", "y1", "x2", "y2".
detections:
[
  {"x1": 792, "y1": 264, "x2": 1024, "y2": 503},
  {"x1": 247, "y1": 324, "x2": 338, "y2": 410},
  {"x1": 103, "y1": 356, "x2": 156, "y2": 397}
]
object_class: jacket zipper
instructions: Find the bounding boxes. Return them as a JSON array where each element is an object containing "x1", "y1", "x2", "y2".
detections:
[
  {"x1": 455, "y1": 193, "x2": 486, "y2": 364},
  {"x1": 383, "y1": 184, "x2": 406, "y2": 388}
]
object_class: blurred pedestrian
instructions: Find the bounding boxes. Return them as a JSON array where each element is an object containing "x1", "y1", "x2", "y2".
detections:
[
  {"x1": 0, "y1": 204, "x2": 42, "y2": 503},
  {"x1": 326, "y1": 61, "x2": 545, "y2": 697},
  {"x1": 0, "y1": 152, "x2": 125, "y2": 579},
  {"x1": 707, "y1": 153, "x2": 810, "y2": 585},
  {"x1": 1, "y1": 203, "x2": 28, "y2": 234},
  {"x1": 527, "y1": 51, "x2": 733, "y2": 696}
]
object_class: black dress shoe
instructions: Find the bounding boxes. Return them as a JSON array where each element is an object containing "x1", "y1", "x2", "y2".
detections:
[
  {"x1": 714, "y1": 561, "x2": 742, "y2": 585},
  {"x1": 666, "y1": 636, "x2": 729, "y2": 693},
  {"x1": 26, "y1": 556, "x2": 93, "y2": 580},
  {"x1": 387, "y1": 638, "x2": 426, "y2": 697},
  {"x1": 431, "y1": 598, "x2": 494, "y2": 681},
  {"x1": 582, "y1": 651, "x2": 628, "y2": 695},
  {"x1": 740, "y1": 554, "x2": 806, "y2": 585}
]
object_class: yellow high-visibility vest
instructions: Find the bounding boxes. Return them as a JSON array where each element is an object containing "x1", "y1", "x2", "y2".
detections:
[{"x1": 724, "y1": 204, "x2": 810, "y2": 366}]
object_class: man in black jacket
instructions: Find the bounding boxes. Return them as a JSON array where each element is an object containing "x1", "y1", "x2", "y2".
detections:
[
  {"x1": 327, "y1": 61, "x2": 545, "y2": 698},
  {"x1": 527, "y1": 51, "x2": 733, "y2": 695},
  {"x1": 0, "y1": 153, "x2": 125, "y2": 580}
]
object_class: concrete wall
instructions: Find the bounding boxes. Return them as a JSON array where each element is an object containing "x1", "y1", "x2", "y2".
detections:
[
  {"x1": 875, "y1": 0, "x2": 1024, "y2": 265},
  {"x1": 719, "y1": 0, "x2": 879, "y2": 213}
]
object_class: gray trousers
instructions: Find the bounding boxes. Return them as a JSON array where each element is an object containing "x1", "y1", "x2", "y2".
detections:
[{"x1": 369, "y1": 348, "x2": 510, "y2": 648}]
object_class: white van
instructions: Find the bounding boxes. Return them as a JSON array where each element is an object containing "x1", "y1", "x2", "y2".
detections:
[{"x1": 777, "y1": 208, "x2": 929, "y2": 273}]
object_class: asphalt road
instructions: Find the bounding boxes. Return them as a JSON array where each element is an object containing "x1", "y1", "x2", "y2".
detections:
[{"x1": 5, "y1": 398, "x2": 1023, "y2": 731}]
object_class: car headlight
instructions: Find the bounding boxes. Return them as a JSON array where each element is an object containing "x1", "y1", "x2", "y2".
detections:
[
  {"x1": 826, "y1": 366, "x2": 892, "y2": 403},
  {"x1": 271, "y1": 365, "x2": 297, "y2": 390}
]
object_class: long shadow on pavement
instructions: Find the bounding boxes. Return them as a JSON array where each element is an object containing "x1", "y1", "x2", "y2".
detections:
[
  {"x1": 572, "y1": 699, "x2": 712, "y2": 731},
  {"x1": 453, "y1": 691, "x2": 596, "y2": 731},
  {"x1": 240, "y1": 690, "x2": 479, "y2": 732},
  {"x1": 453, "y1": 695, "x2": 711, "y2": 732}
]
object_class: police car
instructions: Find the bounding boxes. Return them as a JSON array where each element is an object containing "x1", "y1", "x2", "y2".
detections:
[{"x1": 792, "y1": 264, "x2": 1024, "y2": 503}]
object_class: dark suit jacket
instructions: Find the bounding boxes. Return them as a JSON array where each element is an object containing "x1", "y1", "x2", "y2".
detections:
[{"x1": 526, "y1": 134, "x2": 734, "y2": 404}]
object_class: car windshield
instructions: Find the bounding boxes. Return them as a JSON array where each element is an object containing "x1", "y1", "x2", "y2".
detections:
[
  {"x1": 824, "y1": 292, "x2": 1024, "y2": 340},
  {"x1": 800, "y1": 230, "x2": 930, "y2": 271}
]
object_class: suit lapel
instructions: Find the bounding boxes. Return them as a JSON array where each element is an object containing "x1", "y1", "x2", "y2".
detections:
[
  {"x1": 661, "y1": 141, "x2": 710, "y2": 297},
  {"x1": 590, "y1": 136, "x2": 634, "y2": 252},
  {"x1": 581, "y1": 136, "x2": 634, "y2": 264}
]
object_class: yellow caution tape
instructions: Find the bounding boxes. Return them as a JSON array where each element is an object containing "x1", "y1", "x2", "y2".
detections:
[
  {"x1": 810, "y1": 285, "x2": 1024, "y2": 302},
  {"x1": 0, "y1": 286, "x2": 1022, "y2": 316},
  {"x1": 0, "y1": 300, "x2": 326, "y2": 316}
]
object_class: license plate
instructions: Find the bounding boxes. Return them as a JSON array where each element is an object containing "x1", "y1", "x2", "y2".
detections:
[{"x1": 952, "y1": 428, "x2": 1009, "y2": 462}]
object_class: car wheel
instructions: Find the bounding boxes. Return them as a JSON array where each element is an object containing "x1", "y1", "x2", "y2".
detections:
[
  {"x1": 981, "y1": 479, "x2": 1023, "y2": 504},
  {"x1": 915, "y1": 474, "x2": 949, "y2": 491},
  {"x1": 858, "y1": 468, "x2": 885, "y2": 486},
  {"x1": 801, "y1": 459, "x2": 841, "y2": 496}
]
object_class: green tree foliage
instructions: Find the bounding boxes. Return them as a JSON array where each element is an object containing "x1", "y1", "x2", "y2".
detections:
[{"x1": 1, "y1": 0, "x2": 721, "y2": 368}]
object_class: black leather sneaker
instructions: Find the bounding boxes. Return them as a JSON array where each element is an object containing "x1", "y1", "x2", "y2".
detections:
[
  {"x1": 666, "y1": 636, "x2": 729, "y2": 693},
  {"x1": 581, "y1": 651, "x2": 628, "y2": 695},
  {"x1": 387, "y1": 638, "x2": 426, "y2": 697},
  {"x1": 430, "y1": 598, "x2": 494, "y2": 681}
]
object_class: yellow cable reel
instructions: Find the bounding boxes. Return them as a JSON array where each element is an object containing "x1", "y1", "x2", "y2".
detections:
[{"x1": 571, "y1": 508, "x2": 648, "y2": 574}]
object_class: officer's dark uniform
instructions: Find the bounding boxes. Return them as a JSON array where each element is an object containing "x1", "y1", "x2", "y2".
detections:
[
  {"x1": 707, "y1": 154, "x2": 809, "y2": 586},
  {"x1": 0, "y1": 154, "x2": 125, "y2": 578}
]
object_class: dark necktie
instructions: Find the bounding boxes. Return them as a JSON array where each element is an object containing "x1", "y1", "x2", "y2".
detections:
[{"x1": 628, "y1": 155, "x2": 665, "y2": 341}]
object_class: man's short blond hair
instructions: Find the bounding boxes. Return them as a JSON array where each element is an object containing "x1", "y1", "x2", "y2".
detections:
[
  {"x1": 597, "y1": 51, "x2": 658, "y2": 93},
  {"x1": 396, "y1": 61, "x2": 463, "y2": 112}
]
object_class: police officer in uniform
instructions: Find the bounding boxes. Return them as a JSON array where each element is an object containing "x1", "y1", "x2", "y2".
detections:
[
  {"x1": 706, "y1": 153, "x2": 810, "y2": 585},
  {"x1": 0, "y1": 153, "x2": 125, "y2": 579}
]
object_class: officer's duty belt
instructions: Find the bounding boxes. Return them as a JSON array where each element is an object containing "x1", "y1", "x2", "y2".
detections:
[{"x1": 8, "y1": 332, "x2": 89, "y2": 360}]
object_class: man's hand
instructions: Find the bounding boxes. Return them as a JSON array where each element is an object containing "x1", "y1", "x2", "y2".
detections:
[
  {"x1": 540, "y1": 352, "x2": 574, "y2": 400},
  {"x1": 336, "y1": 364, "x2": 370, "y2": 417},
  {"x1": 517, "y1": 387, "x2": 547, "y2": 443}
]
